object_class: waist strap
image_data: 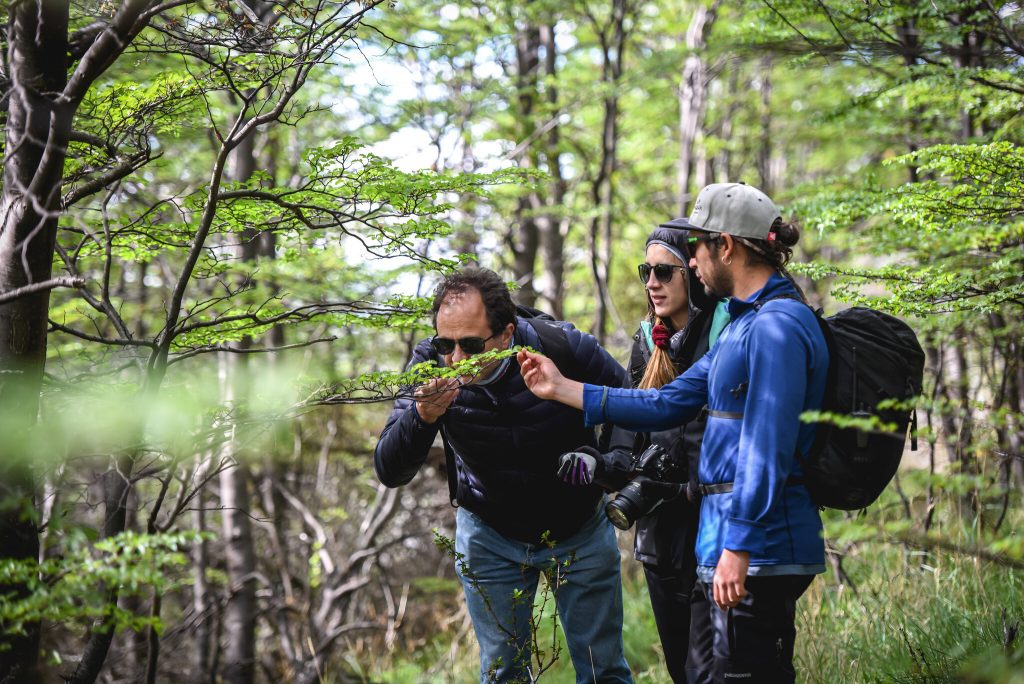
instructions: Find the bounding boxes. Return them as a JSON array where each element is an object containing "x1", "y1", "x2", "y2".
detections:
[
  {"x1": 706, "y1": 409, "x2": 743, "y2": 420},
  {"x1": 697, "y1": 476, "x2": 804, "y2": 496}
]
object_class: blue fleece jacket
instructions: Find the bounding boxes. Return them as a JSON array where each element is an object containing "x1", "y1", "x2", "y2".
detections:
[{"x1": 582, "y1": 272, "x2": 827, "y2": 576}]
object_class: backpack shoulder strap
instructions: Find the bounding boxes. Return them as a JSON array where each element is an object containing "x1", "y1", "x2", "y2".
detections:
[
  {"x1": 638, "y1": 320, "x2": 654, "y2": 355},
  {"x1": 527, "y1": 318, "x2": 584, "y2": 382},
  {"x1": 751, "y1": 292, "x2": 803, "y2": 312},
  {"x1": 438, "y1": 423, "x2": 460, "y2": 508},
  {"x1": 708, "y1": 300, "x2": 731, "y2": 347}
]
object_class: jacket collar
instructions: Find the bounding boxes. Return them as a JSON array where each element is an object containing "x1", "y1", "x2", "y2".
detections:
[{"x1": 726, "y1": 271, "x2": 798, "y2": 318}]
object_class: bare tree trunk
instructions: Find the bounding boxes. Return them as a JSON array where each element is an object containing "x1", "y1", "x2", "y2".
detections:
[
  {"x1": 219, "y1": 453, "x2": 257, "y2": 684},
  {"x1": 454, "y1": 61, "x2": 481, "y2": 261},
  {"x1": 538, "y1": 23, "x2": 567, "y2": 319},
  {"x1": 217, "y1": 109, "x2": 262, "y2": 684},
  {"x1": 69, "y1": 449, "x2": 136, "y2": 684},
  {"x1": 510, "y1": 25, "x2": 541, "y2": 307},
  {"x1": 927, "y1": 342, "x2": 961, "y2": 466},
  {"x1": 756, "y1": 56, "x2": 773, "y2": 193},
  {"x1": 587, "y1": 0, "x2": 630, "y2": 343},
  {"x1": 191, "y1": 487, "x2": 214, "y2": 684},
  {"x1": 512, "y1": 196, "x2": 540, "y2": 308},
  {"x1": 676, "y1": 0, "x2": 720, "y2": 214},
  {"x1": 716, "y1": 68, "x2": 740, "y2": 182},
  {"x1": 0, "y1": 5, "x2": 70, "y2": 679}
]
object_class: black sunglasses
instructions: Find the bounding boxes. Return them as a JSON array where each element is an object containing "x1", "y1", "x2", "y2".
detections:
[
  {"x1": 638, "y1": 263, "x2": 687, "y2": 285},
  {"x1": 430, "y1": 332, "x2": 499, "y2": 356}
]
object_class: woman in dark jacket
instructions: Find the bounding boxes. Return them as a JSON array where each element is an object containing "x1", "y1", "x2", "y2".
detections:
[{"x1": 558, "y1": 225, "x2": 727, "y2": 682}]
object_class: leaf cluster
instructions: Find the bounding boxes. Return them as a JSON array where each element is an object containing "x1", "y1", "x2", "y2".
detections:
[{"x1": 0, "y1": 530, "x2": 206, "y2": 641}]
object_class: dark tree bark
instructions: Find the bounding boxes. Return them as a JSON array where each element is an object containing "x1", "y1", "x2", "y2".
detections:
[
  {"x1": 0, "y1": 3, "x2": 71, "y2": 681},
  {"x1": 538, "y1": 22, "x2": 567, "y2": 319},
  {"x1": 510, "y1": 24, "x2": 541, "y2": 308},
  {"x1": 756, "y1": 56, "x2": 773, "y2": 194},
  {"x1": 190, "y1": 489, "x2": 214, "y2": 684}
]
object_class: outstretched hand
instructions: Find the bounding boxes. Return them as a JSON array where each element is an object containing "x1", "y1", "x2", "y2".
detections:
[
  {"x1": 517, "y1": 349, "x2": 586, "y2": 409},
  {"x1": 517, "y1": 349, "x2": 563, "y2": 400}
]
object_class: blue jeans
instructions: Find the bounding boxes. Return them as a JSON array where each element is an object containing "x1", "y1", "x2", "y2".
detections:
[{"x1": 455, "y1": 506, "x2": 633, "y2": 683}]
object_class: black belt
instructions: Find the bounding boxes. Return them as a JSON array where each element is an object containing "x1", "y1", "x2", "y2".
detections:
[{"x1": 696, "y1": 476, "x2": 805, "y2": 497}]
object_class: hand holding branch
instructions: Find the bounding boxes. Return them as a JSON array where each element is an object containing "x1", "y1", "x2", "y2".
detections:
[{"x1": 414, "y1": 378, "x2": 460, "y2": 424}]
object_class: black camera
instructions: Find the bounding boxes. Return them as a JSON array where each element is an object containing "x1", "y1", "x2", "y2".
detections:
[{"x1": 604, "y1": 443, "x2": 684, "y2": 531}]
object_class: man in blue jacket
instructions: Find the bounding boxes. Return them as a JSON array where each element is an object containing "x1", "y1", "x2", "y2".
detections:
[
  {"x1": 375, "y1": 267, "x2": 632, "y2": 683},
  {"x1": 519, "y1": 183, "x2": 828, "y2": 683}
]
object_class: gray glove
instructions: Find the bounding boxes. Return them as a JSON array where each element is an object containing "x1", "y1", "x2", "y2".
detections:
[{"x1": 557, "y1": 447, "x2": 601, "y2": 486}]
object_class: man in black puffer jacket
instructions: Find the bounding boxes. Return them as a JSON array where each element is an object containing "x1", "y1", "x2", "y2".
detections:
[{"x1": 374, "y1": 267, "x2": 631, "y2": 684}]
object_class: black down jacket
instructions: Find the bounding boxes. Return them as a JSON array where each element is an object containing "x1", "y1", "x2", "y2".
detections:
[{"x1": 374, "y1": 317, "x2": 625, "y2": 544}]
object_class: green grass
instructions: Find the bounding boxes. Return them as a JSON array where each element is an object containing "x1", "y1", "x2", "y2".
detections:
[
  {"x1": 373, "y1": 555, "x2": 1022, "y2": 683},
  {"x1": 373, "y1": 480, "x2": 1024, "y2": 683}
]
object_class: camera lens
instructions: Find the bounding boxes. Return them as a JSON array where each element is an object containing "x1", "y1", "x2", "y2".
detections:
[
  {"x1": 605, "y1": 481, "x2": 646, "y2": 530},
  {"x1": 605, "y1": 503, "x2": 632, "y2": 530}
]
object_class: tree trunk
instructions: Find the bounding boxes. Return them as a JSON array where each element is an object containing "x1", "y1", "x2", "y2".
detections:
[
  {"x1": 756, "y1": 56, "x2": 773, "y2": 193},
  {"x1": 218, "y1": 418, "x2": 258, "y2": 684},
  {"x1": 191, "y1": 488, "x2": 214, "y2": 684},
  {"x1": 0, "y1": 3, "x2": 71, "y2": 681},
  {"x1": 510, "y1": 25, "x2": 541, "y2": 307},
  {"x1": 716, "y1": 67, "x2": 740, "y2": 183},
  {"x1": 217, "y1": 113, "x2": 261, "y2": 684},
  {"x1": 538, "y1": 23, "x2": 567, "y2": 319},
  {"x1": 676, "y1": 0, "x2": 720, "y2": 214},
  {"x1": 588, "y1": 0, "x2": 629, "y2": 343}
]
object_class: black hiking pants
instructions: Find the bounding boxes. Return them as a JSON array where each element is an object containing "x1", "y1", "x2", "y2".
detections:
[
  {"x1": 691, "y1": 574, "x2": 814, "y2": 683},
  {"x1": 642, "y1": 564, "x2": 711, "y2": 683}
]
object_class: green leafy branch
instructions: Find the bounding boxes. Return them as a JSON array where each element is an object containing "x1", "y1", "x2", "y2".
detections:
[
  {"x1": 0, "y1": 530, "x2": 206, "y2": 641},
  {"x1": 308, "y1": 346, "x2": 539, "y2": 405}
]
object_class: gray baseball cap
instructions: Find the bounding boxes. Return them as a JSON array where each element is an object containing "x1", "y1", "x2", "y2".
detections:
[{"x1": 660, "y1": 182, "x2": 781, "y2": 240}]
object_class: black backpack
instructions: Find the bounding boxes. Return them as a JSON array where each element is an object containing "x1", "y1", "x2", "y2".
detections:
[
  {"x1": 755, "y1": 300, "x2": 926, "y2": 510},
  {"x1": 511, "y1": 305, "x2": 583, "y2": 380}
]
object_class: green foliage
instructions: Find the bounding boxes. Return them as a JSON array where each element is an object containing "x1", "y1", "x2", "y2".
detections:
[
  {"x1": 790, "y1": 142, "x2": 1024, "y2": 315},
  {"x1": 0, "y1": 531, "x2": 205, "y2": 642},
  {"x1": 313, "y1": 345, "x2": 544, "y2": 404},
  {"x1": 433, "y1": 528, "x2": 567, "y2": 681}
]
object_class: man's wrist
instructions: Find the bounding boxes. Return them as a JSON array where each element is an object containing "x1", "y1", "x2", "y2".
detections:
[{"x1": 413, "y1": 403, "x2": 439, "y2": 425}]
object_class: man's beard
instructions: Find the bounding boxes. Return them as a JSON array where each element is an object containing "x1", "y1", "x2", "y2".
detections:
[{"x1": 702, "y1": 259, "x2": 733, "y2": 299}]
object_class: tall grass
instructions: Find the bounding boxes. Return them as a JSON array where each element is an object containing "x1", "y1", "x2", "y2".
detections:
[
  {"x1": 373, "y1": 480, "x2": 1023, "y2": 683},
  {"x1": 798, "y1": 478, "x2": 1024, "y2": 683}
]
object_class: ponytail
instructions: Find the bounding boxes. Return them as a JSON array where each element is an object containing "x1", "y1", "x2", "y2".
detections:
[
  {"x1": 741, "y1": 218, "x2": 801, "y2": 269},
  {"x1": 637, "y1": 315, "x2": 678, "y2": 389}
]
